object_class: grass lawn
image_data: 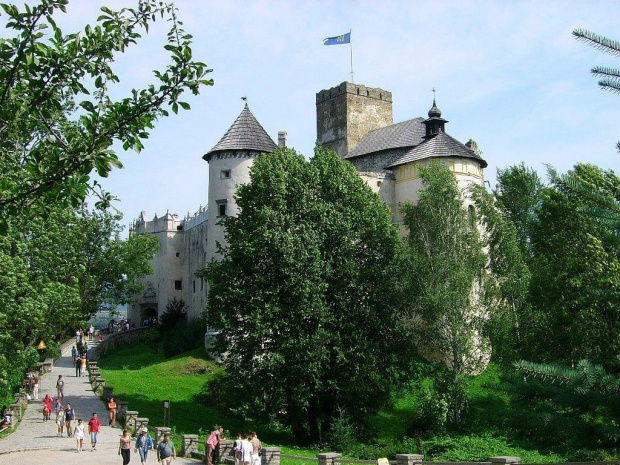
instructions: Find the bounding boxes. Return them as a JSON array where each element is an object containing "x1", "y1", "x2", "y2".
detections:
[{"x1": 97, "y1": 338, "x2": 614, "y2": 463}]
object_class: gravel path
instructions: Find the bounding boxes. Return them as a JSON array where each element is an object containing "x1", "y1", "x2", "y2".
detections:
[{"x1": 0, "y1": 338, "x2": 198, "y2": 464}]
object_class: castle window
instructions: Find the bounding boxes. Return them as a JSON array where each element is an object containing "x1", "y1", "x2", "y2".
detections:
[
  {"x1": 193, "y1": 280, "x2": 196, "y2": 293},
  {"x1": 175, "y1": 252, "x2": 180, "y2": 258},
  {"x1": 174, "y1": 280, "x2": 182, "y2": 290},
  {"x1": 176, "y1": 225, "x2": 183, "y2": 231},
  {"x1": 220, "y1": 169, "x2": 231, "y2": 179},
  {"x1": 216, "y1": 199, "x2": 227, "y2": 217},
  {"x1": 468, "y1": 205, "x2": 476, "y2": 229},
  {"x1": 201, "y1": 278, "x2": 204, "y2": 290}
]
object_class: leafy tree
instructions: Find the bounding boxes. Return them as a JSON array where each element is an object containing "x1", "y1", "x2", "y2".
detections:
[
  {"x1": 0, "y1": 205, "x2": 158, "y2": 399},
  {"x1": 400, "y1": 163, "x2": 487, "y2": 424},
  {"x1": 493, "y1": 163, "x2": 543, "y2": 260},
  {"x1": 204, "y1": 146, "x2": 405, "y2": 445},
  {"x1": 527, "y1": 164, "x2": 620, "y2": 370},
  {"x1": 505, "y1": 359, "x2": 620, "y2": 451},
  {"x1": 0, "y1": 0, "x2": 213, "y2": 232},
  {"x1": 471, "y1": 183, "x2": 530, "y2": 364},
  {"x1": 159, "y1": 297, "x2": 188, "y2": 330}
]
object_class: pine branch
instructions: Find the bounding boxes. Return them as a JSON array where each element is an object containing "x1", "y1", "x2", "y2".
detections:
[
  {"x1": 592, "y1": 66, "x2": 620, "y2": 78},
  {"x1": 573, "y1": 29, "x2": 620, "y2": 57},
  {"x1": 598, "y1": 78, "x2": 620, "y2": 94}
]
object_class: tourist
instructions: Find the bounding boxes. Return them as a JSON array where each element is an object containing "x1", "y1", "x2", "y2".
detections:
[
  {"x1": 98, "y1": 333, "x2": 104, "y2": 342},
  {"x1": 156, "y1": 432, "x2": 176, "y2": 464},
  {"x1": 205, "y1": 426, "x2": 225, "y2": 465},
  {"x1": 75, "y1": 355, "x2": 82, "y2": 377},
  {"x1": 56, "y1": 374, "x2": 65, "y2": 400},
  {"x1": 82, "y1": 341, "x2": 88, "y2": 358},
  {"x1": 0, "y1": 406, "x2": 11, "y2": 432},
  {"x1": 88, "y1": 324, "x2": 94, "y2": 341},
  {"x1": 71, "y1": 345, "x2": 78, "y2": 363},
  {"x1": 233, "y1": 433, "x2": 243, "y2": 465},
  {"x1": 55, "y1": 402, "x2": 66, "y2": 437},
  {"x1": 134, "y1": 427, "x2": 154, "y2": 465},
  {"x1": 119, "y1": 429, "x2": 132, "y2": 465},
  {"x1": 80, "y1": 355, "x2": 87, "y2": 377},
  {"x1": 32, "y1": 373, "x2": 39, "y2": 400},
  {"x1": 74, "y1": 418, "x2": 85, "y2": 452},
  {"x1": 54, "y1": 397, "x2": 63, "y2": 416},
  {"x1": 250, "y1": 431, "x2": 262, "y2": 465},
  {"x1": 239, "y1": 434, "x2": 253, "y2": 465},
  {"x1": 108, "y1": 397, "x2": 117, "y2": 426},
  {"x1": 42, "y1": 394, "x2": 52, "y2": 421},
  {"x1": 88, "y1": 412, "x2": 101, "y2": 451},
  {"x1": 64, "y1": 403, "x2": 76, "y2": 437}
]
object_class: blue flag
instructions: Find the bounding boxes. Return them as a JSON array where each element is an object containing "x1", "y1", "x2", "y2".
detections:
[{"x1": 323, "y1": 32, "x2": 351, "y2": 46}]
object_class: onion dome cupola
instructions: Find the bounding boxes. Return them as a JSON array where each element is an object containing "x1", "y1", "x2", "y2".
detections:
[
  {"x1": 202, "y1": 103, "x2": 277, "y2": 162},
  {"x1": 423, "y1": 96, "x2": 448, "y2": 139}
]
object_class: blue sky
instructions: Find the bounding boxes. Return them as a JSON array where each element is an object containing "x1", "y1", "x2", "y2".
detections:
[{"x1": 46, "y1": 1, "x2": 620, "y2": 231}]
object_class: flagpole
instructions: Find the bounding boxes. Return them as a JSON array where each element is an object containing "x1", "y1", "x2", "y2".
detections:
[{"x1": 349, "y1": 29, "x2": 354, "y2": 83}]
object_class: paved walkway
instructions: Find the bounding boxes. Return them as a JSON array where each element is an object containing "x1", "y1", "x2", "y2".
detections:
[{"x1": 0, "y1": 338, "x2": 199, "y2": 464}]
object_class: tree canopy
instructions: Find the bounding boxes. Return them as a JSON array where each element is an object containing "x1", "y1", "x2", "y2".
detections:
[
  {"x1": 204, "y1": 146, "x2": 406, "y2": 445},
  {"x1": 0, "y1": 0, "x2": 213, "y2": 232}
]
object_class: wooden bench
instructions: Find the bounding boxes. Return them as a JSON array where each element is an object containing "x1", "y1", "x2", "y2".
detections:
[
  {"x1": 41, "y1": 358, "x2": 53, "y2": 373},
  {"x1": 125, "y1": 410, "x2": 138, "y2": 428},
  {"x1": 135, "y1": 417, "x2": 149, "y2": 431}
]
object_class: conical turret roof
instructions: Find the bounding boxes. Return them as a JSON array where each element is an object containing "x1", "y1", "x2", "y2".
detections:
[{"x1": 203, "y1": 104, "x2": 277, "y2": 161}]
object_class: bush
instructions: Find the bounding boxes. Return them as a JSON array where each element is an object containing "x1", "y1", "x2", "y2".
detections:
[
  {"x1": 162, "y1": 319, "x2": 205, "y2": 358},
  {"x1": 159, "y1": 297, "x2": 188, "y2": 331}
]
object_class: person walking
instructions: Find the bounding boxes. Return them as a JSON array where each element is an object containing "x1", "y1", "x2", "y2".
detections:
[
  {"x1": 64, "y1": 403, "x2": 76, "y2": 438},
  {"x1": 74, "y1": 418, "x2": 85, "y2": 452},
  {"x1": 42, "y1": 394, "x2": 52, "y2": 421},
  {"x1": 156, "y1": 432, "x2": 176, "y2": 464},
  {"x1": 88, "y1": 324, "x2": 94, "y2": 341},
  {"x1": 108, "y1": 397, "x2": 117, "y2": 426},
  {"x1": 88, "y1": 412, "x2": 101, "y2": 451},
  {"x1": 250, "y1": 431, "x2": 262, "y2": 465},
  {"x1": 32, "y1": 373, "x2": 39, "y2": 400},
  {"x1": 80, "y1": 356, "x2": 87, "y2": 377},
  {"x1": 75, "y1": 355, "x2": 81, "y2": 377},
  {"x1": 239, "y1": 434, "x2": 253, "y2": 465},
  {"x1": 55, "y1": 403, "x2": 66, "y2": 437},
  {"x1": 71, "y1": 345, "x2": 78, "y2": 364},
  {"x1": 134, "y1": 427, "x2": 154, "y2": 465},
  {"x1": 119, "y1": 429, "x2": 132, "y2": 465},
  {"x1": 56, "y1": 375, "x2": 65, "y2": 400},
  {"x1": 205, "y1": 426, "x2": 225, "y2": 465}
]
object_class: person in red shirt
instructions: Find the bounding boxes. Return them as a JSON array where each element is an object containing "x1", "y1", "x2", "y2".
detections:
[{"x1": 88, "y1": 412, "x2": 101, "y2": 451}]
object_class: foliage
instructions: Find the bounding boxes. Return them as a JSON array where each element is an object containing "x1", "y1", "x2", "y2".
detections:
[
  {"x1": 527, "y1": 164, "x2": 620, "y2": 370},
  {"x1": 471, "y1": 181, "x2": 530, "y2": 364},
  {"x1": 400, "y1": 162, "x2": 487, "y2": 423},
  {"x1": 505, "y1": 359, "x2": 620, "y2": 452},
  {"x1": 573, "y1": 28, "x2": 620, "y2": 151},
  {"x1": 0, "y1": 205, "x2": 158, "y2": 399},
  {"x1": 203, "y1": 145, "x2": 406, "y2": 445},
  {"x1": 159, "y1": 297, "x2": 188, "y2": 330},
  {"x1": 493, "y1": 163, "x2": 543, "y2": 260},
  {"x1": 162, "y1": 318, "x2": 206, "y2": 358},
  {"x1": 0, "y1": 0, "x2": 213, "y2": 232}
]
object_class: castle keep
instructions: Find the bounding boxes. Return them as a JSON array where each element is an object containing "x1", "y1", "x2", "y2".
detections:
[{"x1": 128, "y1": 82, "x2": 487, "y2": 323}]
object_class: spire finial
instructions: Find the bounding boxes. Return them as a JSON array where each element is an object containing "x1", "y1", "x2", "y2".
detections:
[
  {"x1": 428, "y1": 89, "x2": 442, "y2": 118},
  {"x1": 241, "y1": 96, "x2": 247, "y2": 102}
]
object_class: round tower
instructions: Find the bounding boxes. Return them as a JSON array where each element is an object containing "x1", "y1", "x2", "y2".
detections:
[{"x1": 202, "y1": 104, "x2": 277, "y2": 263}]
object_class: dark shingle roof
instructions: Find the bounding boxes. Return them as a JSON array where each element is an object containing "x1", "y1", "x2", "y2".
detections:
[
  {"x1": 345, "y1": 117, "x2": 425, "y2": 159},
  {"x1": 385, "y1": 131, "x2": 488, "y2": 168},
  {"x1": 203, "y1": 104, "x2": 277, "y2": 161}
]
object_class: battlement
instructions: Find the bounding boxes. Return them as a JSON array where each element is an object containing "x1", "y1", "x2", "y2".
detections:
[{"x1": 316, "y1": 82, "x2": 392, "y2": 104}]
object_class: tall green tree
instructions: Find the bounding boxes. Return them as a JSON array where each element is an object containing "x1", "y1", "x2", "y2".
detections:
[
  {"x1": 494, "y1": 163, "x2": 543, "y2": 260},
  {"x1": 204, "y1": 146, "x2": 405, "y2": 445},
  {"x1": 471, "y1": 183, "x2": 530, "y2": 364},
  {"x1": 528, "y1": 164, "x2": 620, "y2": 370},
  {"x1": 401, "y1": 163, "x2": 487, "y2": 423},
  {"x1": 0, "y1": 0, "x2": 213, "y2": 232},
  {"x1": 0, "y1": 205, "x2": 158, "y2": 399}
]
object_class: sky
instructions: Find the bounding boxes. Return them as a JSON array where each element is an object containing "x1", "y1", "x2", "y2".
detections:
[{"x1": 35, "y1": 0, "x2": 620, "y2": 233}]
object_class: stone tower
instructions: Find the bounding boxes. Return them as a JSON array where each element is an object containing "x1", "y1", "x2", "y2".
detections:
[
  {"x1": 203, "y1": 104, "x2": 277, "y2": 263},
  {"x1": 316, "y1": 82, "x2": 393, "y2": 158}
]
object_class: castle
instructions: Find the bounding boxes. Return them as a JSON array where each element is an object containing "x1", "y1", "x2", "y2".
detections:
[{"x1": 128, "y1": 81, "x2": 487, "y2": 323}]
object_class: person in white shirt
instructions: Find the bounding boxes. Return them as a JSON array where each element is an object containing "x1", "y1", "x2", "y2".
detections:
[{"x1": 240, "y1": 434, "x2": 254, "y2": 465}]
